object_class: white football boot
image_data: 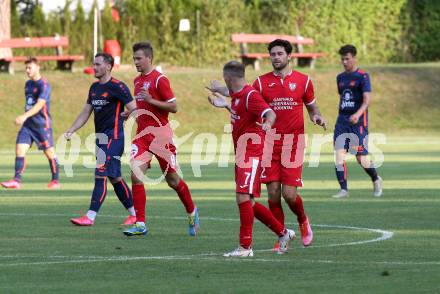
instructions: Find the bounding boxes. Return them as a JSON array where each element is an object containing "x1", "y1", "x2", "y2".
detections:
[{"x1": 223, "y1": 246, "x2": 254, "y2": 257}]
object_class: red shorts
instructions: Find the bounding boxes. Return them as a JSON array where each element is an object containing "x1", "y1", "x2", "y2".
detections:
[
  {"x1": 235, "y1": 158, "x2": 262, "y2": 197},
  {"x1": 130, "y1": 137, "x2": 178, "y2": 173},
  {"x1": 261, "y1": 135, "x2": 305, "y2": 187}
]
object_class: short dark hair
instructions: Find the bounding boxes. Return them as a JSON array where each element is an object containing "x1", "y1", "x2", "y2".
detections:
[
  {"x1": 24, "y1": 56, "x2": 39, "y2": 65},
  {"x1": 339, "y1": 44, "x2": 357, "y2": 56},
  {"x1": 133, "y1": 42, "x2": 154, "y2": 59},
  {"x1": 268, "y1": 39, "x2": 293, "y2": 55},
  {"x1": 95, "y1": 52, "x2": 114, "y2": 68},
  {"x1": 223, "y1": 61, "x2": 245, "y2": 78}
]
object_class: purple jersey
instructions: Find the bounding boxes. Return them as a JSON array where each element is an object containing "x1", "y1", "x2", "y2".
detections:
[
  {"x1": 87, "y1": 78, "x2": 133, "y2": 139},
  {"x1": 337, "y1": 69, "x2": 371, "y2": 117},
  {"x1": 23, "y1": 78, "x2": 51, "y2": 129}
]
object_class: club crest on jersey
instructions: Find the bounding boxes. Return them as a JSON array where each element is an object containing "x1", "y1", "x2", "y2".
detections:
[
  {"x1": 289, "y1": 82, "x2": 297, "y2": 91},
  {"x1": 143, "y1": 82, "x2": 150, "y2": 90}
]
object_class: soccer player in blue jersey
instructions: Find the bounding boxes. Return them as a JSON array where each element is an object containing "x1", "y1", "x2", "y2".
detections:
[
  {"x1": 332, "y1": 44, "x2": 383, "y2": 198},
  {"x1": 65, "y1": 53, "x2": 138, "y2": 226},
  {"x1": 1, "y1": 57, "x2": 60, "y2": 189}
]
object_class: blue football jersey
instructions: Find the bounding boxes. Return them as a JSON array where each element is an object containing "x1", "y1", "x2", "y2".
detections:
[
  {"x1": 87, "y1": 78, "x2": 133, "y2": 139},
  {"x1": 23, "y1": 78, "x2": 52, "y2": 129},
  {"x1": 336, "y1": 69, "x2": 371, "y2": 116}
]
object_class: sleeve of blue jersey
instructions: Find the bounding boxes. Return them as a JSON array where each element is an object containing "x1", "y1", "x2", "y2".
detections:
[
  {"x1": 361, "y1": 72, "x2": 372, "y2": 92},
  {"x1": 116, "y1": 83, "x2": 134, "y2": 104},
  {"x1": 38, "y1": 80, "x2": 51, "y2": 102}
]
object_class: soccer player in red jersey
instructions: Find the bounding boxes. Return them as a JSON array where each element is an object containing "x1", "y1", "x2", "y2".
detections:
[
  {"x1": 252, "y1": 39, "x2": 327, "y2": 248},
  {"x1": 65, "y1": 53, "x2": 137, "y2": 226},
  {"x1": 123, "y1": 42, "x2": 199, "y2": 237},
  {"x1": 208, "y1": 61, "x2": 295, "y2": 257}
]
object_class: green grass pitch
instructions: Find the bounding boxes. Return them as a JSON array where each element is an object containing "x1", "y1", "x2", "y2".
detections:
[{"x1": 0, "y1": 136, "x2": 439, "y2": 293}]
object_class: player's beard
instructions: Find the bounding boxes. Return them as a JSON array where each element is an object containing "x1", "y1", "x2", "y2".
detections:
[{"x1": 272, "y1": 59, "x2": 288, "y2": 71}]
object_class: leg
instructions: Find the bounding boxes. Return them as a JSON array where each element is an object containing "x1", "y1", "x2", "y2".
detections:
[
  {"x1": 236, "y1": 193, "x2": 254, "y2": 250},
  {"x1": 165, "y1": 172, "x2": 195, "y2": 214},
  {"x1": 334, "y1": 148, "x2": 349, "y2": 196},
  {"x1": 130, "y1": 160, "x2": 149, "y2": 224},
  {"x1": 109, "y1": 176, "x2": 136, "y2": 224},
  {"x1": 282, "y1": 184, "x2": 313, "y2": 247},
  {"x1": 356, "y1": 154, "x2": 382, "y2": 197},
  {"x1": 14, "y1": 143, "x2": 30, "y2": 181},
  {"x1": 165, "y1": 172, "x2": 198, "y2": 236},
  {"x1": 43, "y1": 147, "x2": 60, "y2": 185},
  {"x1": 70, "y1": 176, "x2": 107, "y2": 226},
  {"x1": 266, "y1": 181, "x2": 285, "y2": 226}
]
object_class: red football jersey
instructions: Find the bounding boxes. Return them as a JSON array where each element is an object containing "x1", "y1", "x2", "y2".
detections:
[
  {"x1": 133, "y1": 69, "x2": 175, "y2": 138},
  {"x1": 252, "y1": 70, "x2": 315, "y2": 135},
  {"x1": 230, "y1": 85, "x2": 272, "y2": 157}
]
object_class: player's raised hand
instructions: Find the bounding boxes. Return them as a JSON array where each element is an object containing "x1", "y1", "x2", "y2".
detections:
[
  {"x1": 208, "y1": 92, "x2": 229, "y2": 108},
  {"x1": 312, "y1": 114, "x2": 328, "y2": 130},
  {"x1": 15, "y1": 115, "x2": 27, "y2": 126},
  {"x1": 206, "y1": 80, "x2": 223, "y2": 93}
]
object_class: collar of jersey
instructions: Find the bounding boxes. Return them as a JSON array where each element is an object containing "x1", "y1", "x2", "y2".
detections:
[{"x1": 272, "y1": 70, "x2": 293, "y2": 78}]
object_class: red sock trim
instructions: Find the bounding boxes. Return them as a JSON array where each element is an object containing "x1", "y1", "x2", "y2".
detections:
[
  {"x1": 253, "y1": 202, "x2": 285, "y2": 236},
  {"x1": 133, "y1": 183, "x2": 146, "y2": 223},
  {"x1": 175, "y1": 180, "x2": 195, "y2": 214}
]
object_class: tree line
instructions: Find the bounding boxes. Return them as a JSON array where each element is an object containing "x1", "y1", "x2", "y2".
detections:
[{"x1": 10, "y1": 0, "x2": 440, "y2": 66}]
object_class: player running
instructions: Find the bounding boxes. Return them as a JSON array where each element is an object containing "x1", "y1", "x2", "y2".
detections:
[
  {"x1": 123, "y1": 42, "x2": 199, "y2": 237},
  {"x1": 208, "y1": 61, "x2": 295, "y2": 257},
  {"x1": 332, "y1": 44, "x2": 383, "y2": 198},
  {"x1": 1, "y1": 57, "x2": 60, "y2": 189},
  {"x1": 65, "y1": 53, "x2": 137, "y2": 226}
]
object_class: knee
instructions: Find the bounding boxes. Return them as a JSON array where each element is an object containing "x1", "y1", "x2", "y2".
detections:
[
  {"x1": 131, "y1": 173, "x2": 142, "y2": 184},
  {"x1": 267, "y1": 187, "x2": 281, "y2": 202},
  {"x1": 282, "y1": 190, "x2": 298, "y2": 202},
  {"x1": 166, "y1": 174, "x2": 180, "y2": 189},
  {"x1": 109, "y1": 177, "x2": 121, "y2": 184}
]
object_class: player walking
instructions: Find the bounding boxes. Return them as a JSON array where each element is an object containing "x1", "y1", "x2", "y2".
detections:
[
  {"x1": 1, "y1": 57, "x2": 60, "y2": 189},
  {"x1": 65, "y1": 53, "x2": 137, "y2": 226},
  {"x1": 332, "y1": 44, "x2": 382, "y2": 198}
]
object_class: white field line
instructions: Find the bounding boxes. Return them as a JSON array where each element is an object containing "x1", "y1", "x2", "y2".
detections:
[{"x1": 0, "y1": 212, "x2": 401, "y2": 267}]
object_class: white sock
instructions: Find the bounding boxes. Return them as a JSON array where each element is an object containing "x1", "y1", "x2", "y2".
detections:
[
  {"x1": 86, "y1": 210, "x2": 97, "y2": 220},
  {"x1": 136, "y1": 221, "x2": 145, "y2": 227},
  {"x1": 127, "y1": 206, "x2": 136, "y2": 216}
]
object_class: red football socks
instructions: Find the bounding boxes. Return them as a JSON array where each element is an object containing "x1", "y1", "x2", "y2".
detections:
[
  {"x1": 253, "y1": 202, "x2": 285, "y2": 236},
  {"x1": 238, "y1": 200, "x2": 254, "y2": 249},
  {"x1": 287, "y1": 194, "x2": 307, "y2": 224},
  {"x1": 132, "y1": 183, "x2": 146, "y2": 223},
  {"x1": 268, "y1": 199, "x2": 285, "y2": 227},
  {"x1": 174, "y1": 180, "x2": 195, "y2": 214}
]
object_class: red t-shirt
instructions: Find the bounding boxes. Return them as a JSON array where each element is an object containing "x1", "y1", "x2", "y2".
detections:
[
  {"x1": 252, "y1": 70, "x2": 315, "y2": 135},
  {"x1": 133, "y1": 69, "x2": 175, "y2": 140},
  {"x1": 230, "y1": 85, "x2": 272, "y2": 157}
]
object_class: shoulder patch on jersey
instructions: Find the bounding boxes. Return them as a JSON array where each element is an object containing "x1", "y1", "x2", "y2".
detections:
[{"x1": 111, "y1": 78, "x2": 120, "y2": 84}]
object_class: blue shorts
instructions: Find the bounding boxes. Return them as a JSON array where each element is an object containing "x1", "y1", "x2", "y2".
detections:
[
  {"x1": 16, "y1": 126, "x2": 54, "y2": 150},
  {"x1": 95, "y1": 137, "x2": 124, "y2": 178},
  {"x1": 333, "y1": 120, "x2": 369, "y2": 156}
]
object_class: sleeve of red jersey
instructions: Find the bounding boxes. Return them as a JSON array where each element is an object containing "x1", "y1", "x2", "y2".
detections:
[
  {"x1": 247, "y1": 90, "x2": 272, "y2": 118},
  {"x1": 116, "y1": 82, "x2": 134, "y2": 104},
  {"x1": 251, "y1": 78, "x2": 262, "y2": 93},
  {"x1": 156, "y1": 75, "x2": 176, "y2": 102},
  {"x1": 303, "y1": 76, "x2": 316, "y2": 106}
]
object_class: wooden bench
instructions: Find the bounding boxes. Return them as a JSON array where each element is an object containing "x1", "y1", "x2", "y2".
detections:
[
  {"x1": 231, "y1": 33, "x2": 325, "y2": 70},
  {"x1": 0, "y1": 36, "x2": 84, "y2": 73}
]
